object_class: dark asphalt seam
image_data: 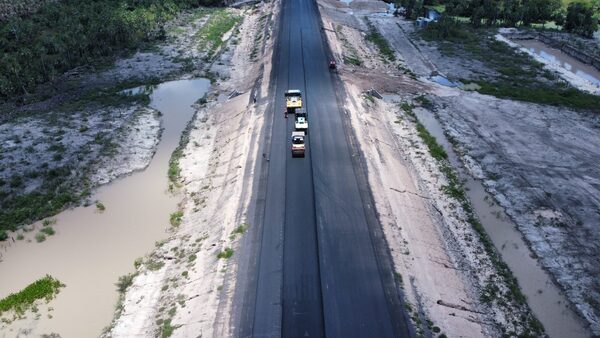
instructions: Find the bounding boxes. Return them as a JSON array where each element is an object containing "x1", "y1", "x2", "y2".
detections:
[{"x1": 300, "y1": 26, "x2": 327, "y2": 337}]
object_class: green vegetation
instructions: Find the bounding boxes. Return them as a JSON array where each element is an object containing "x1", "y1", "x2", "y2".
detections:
[
  {"x1": 195, "y1": 8, "x2": 241, "y2": 58},
  {"x1": 42, "y1": 218, "x2": 56, "y2": 227},
  {"x1": 564, "y1": 2, "x2": 598, "y2": 37},
  {"x1": 168, "y1": 110, "x2": 200, "y2": 187},
  {"x1": 421, "y1": 19, "x2": 600, "y2": 111},
  {"x1": 96, "y1": 201, "x2": 106, "y2": 211},
  {"x1": 147, "y1": 259, "x2": 165, "y2": 271},
  {"x1": 35, "y1": 232, "x2": 46, "y2": 243},
  {"x1": 170, "y1": 211, "x2": 184, "y2": 227},
  {"x1": 365, "y1": 19, "x2": 396, "y2": 62},
  {"x1": 40, "y1": 226, "x2": 55, "y2": 236},
  {"x1": 232, "y1": 223, "x2": 249, "y2": 235},
  {"x1": 217, "y1": 247, "x2": 234, "y2": 259},
  {"x1": 159, "y1": 318, "x2": 180, "y2": 338},
  {"x1": 0, "y1": 174, "x2": 76, "y2": 235},
  {"x1": 0, "y1": 275, "x2": 64, "y2": 316},
  {"x1": 344, "y1": 55, "x2": 362, "y2": 66},
  {"x1": 116, "y1": 274, "x2": 135, "y2": 293},
  {"x1": 0, "y1": 0, "x2": 226, "y2": 100},
  {"x1": 437, "y1": 0, "x2": 597, "y2": 35},
  {"x1": 472, "y1": 80, "x2": 600, "y2": 110},
  {"x1": 0, "y1": 230, "x2": 7, "y2": 241}
]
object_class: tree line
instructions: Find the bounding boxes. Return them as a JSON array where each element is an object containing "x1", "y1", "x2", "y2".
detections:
[
  {"x1": 0, "y1": 0, "x2": 220, "y2": 100},
  {"x1": 401, "y1": 0, "x2": 599, "y2": 37}
]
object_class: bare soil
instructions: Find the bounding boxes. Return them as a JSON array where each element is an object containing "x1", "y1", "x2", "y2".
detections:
[
  {"x1": 319, "y1": 1, "x2": 548, "y2": 335},
  {"x1": 350, "y1": 9, "x2": 600, "y2": 336},
  {"x1": 105, "y1": 1, "x2": 278, "y2": 336}
]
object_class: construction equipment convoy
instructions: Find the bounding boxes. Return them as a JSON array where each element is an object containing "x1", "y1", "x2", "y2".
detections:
[{"x1": 285, "y1": 90, "x2": 307, "y2": 157}]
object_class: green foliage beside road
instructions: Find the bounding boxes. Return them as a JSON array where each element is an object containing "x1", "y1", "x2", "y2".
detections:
[
  {"x1": 564, "y1": 2, "x2": 598, "y2": 37},
  {"x1": 0, "y1": 0, "x2": 221, "y2": 100},
  {"x1": 365, "y1": 19, "x2": 396, "y2": 62},
  {"x1": 421, "y1": 20, "x2": 600, "y2": 111},
  {"x1": 195, "y1": 8, "x2": 240, "y2": 58},
  {"x1": 0, "y1": 275, "x2": 64, "y2": 316},
  {"x1": 438, "y1": 0, "x2": 597, "y2": 36}
]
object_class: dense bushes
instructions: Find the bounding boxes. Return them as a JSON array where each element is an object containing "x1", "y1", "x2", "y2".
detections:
[
  {"x1": 564, "y1": 2, "x2": 598, "y2": 37},
  {"x1": 0, "y1": 0, "x2": 219, "y2": 100}
]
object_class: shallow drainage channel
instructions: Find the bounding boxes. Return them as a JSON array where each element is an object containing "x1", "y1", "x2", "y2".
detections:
[
  {"x1": 517, "y1": 39, "x2": 600, "y2": 87},
  {"x1": 0, "y1": 78, "x2": 209, "y2": 337},
  {"x1": 414, "y1": 108, "x2": 589, "y2": 338}
]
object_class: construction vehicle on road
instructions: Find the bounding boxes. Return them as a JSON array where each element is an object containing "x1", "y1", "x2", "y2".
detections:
[
  {"x1": 285, "y1": 89, "x2": 302, "y2": 110},
  {"x1": 294, "y1": 108, "x2": 308, "y2": 133},
  {"x1": 291, "y1": 131, "x2": 305, "y2": 158}
]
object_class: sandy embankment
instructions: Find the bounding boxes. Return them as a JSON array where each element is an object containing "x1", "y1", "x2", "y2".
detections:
[{"x1": 105, "y1": 1, "x2": 278, "y2": 336}]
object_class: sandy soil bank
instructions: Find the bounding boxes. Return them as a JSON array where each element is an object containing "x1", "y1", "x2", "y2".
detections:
[
  {"x1": 358, "y1": 10, "x2": 599, "y2": 335},
  {"x1": 105, "y1": 2, "x2": 278, "y2": 336}
]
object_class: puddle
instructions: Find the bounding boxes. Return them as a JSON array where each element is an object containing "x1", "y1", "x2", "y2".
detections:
[
  {"x1": 430, "y1": 75, "x2": 459, "y2": 87},
  {"x1": 517, "y1": 39, "x2": 600, "y2": 87},
  {"x1": 0, "y1": 78, "x2": 209, "y2": 337},
  {"x1": 414, "y1": 108, "x2": 589, "y2": 338},
  {"x1": 339, "y1": 0, "x2": 353, "y2": 5}
]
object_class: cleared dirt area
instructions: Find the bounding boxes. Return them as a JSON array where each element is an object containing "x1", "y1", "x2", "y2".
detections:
[{"x1": 347, "y1": 7, "x2": 599, "y2": 336}]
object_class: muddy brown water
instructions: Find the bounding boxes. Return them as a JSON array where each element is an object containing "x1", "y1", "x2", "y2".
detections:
[
  {"x1": 414, "y1": 108, "x2": 590, "y2": 338},
  {"x1": 0, "y1": 78, "x2": 209, "y2": 337},
  {"x1": 517, "y1": 39, "x2": 600, "y2": 87}
]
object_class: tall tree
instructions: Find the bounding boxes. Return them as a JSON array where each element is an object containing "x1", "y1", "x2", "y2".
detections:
[
  {"x1": 502, "y1": 0, "x2": 523, "y2": 26},
  {"x1": 564, "y1": 2, "x2": 598, "y2": 37},
  {"x1": 521, "y1": 0, "x2": 561, "y2": 25}
]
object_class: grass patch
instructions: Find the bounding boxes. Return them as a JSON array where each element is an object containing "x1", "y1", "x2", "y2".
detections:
[
  {"x1": 420, "y1": 19, "x2": 599, "y2": 111},
  {"x1": 232, "y1": 223, "x2": 249, "y2": 235},
  {"x1": 95, "y1": 201, "x2": 106, "y2": 212},
  {"x1": 170, "y1": 211, "x2": 184, "y2": 227},
  {"x1": 0, "y1": 275, "x2": 64, "y2": 316},
  {"x1": 159, "y1": 318, "x2": 181, "y2": 338},
  {"x1": 217, "y1": 247, "x2": 234, "y2": 259},
  {"x1": 415, "y1": 124, "x2": 448, "y2": 161},
  {"x1": 471, "y1": 80, "x2": 600, "y2": 111},
  {"x1": 35, "y1": 233, "x2": 46, "y2": 243},
  {"x1": 116, "y1": 274, "x2": 135, "y2": 293},
  {"x1": 147, "y1": 259, "x2": 165, "y2": 271},
  {"x1": 343, "y1": 55, "x2": 362, "y2": 66},
  {"x1": 39, "y1": 226, "x2": 55, "y2": 236},
  {"x1": 195, "y1": 9, "x2": 241, "y2": 59},
  {"x1": 365, "y1": 19, "x2": 396, "y2": 62}
]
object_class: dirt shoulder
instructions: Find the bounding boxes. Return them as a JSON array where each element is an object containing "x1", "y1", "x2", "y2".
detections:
[
  {"x1": 104, "y1": 1, "x2": 278, "y2": 337},
  {"x1": 352, "y1": 8, "x2": 599, "y2": 336},
  {"x1": 319, "y1": 0, "x2": 548, "y2": 336}
]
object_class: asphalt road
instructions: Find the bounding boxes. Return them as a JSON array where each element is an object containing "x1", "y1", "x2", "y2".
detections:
[{"x1": 238, "y1": 0, "x2": 412, "y2": 336}]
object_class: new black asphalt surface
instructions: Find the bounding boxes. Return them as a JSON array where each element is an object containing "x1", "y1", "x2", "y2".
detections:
[{"x1": 240, "y1": 0, "x2": 412, "y2": 336}]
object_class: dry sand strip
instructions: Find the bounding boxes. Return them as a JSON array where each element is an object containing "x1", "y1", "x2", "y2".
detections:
[
  {"x1": 317, "y1": 0, "x2": 544, "y2": 336},
  {"x1": 104, "y1": 1, "x2": 278, "y2": 336}
]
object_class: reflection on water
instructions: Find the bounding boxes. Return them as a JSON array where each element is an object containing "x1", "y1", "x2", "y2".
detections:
[
  {"x1": 518, "y1": 39, "x2": 600, "y2": 87},
  {"x1": 0, "y1": 78, "x2": 209, "y2": 337},
  {"x1": 430, "y1": 75, "x2": 459, "y2": 87}
]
